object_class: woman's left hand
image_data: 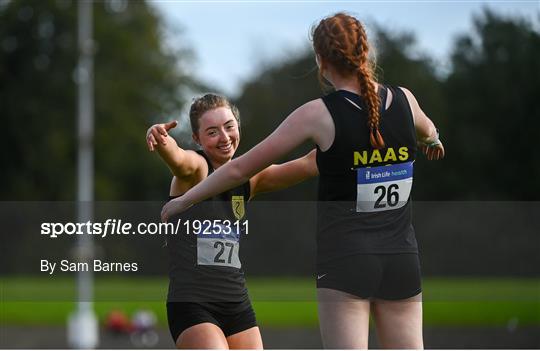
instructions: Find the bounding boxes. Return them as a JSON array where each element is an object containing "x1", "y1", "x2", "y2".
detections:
[
  {"x1": 161, "y1": 197, "x2": 192, "y2": 222},
  {"x1": 420, "y1": 140, "x2": 445, "y2": 160}
]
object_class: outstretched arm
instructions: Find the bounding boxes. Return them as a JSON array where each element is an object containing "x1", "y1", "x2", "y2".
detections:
[
  {"x1": 249, "y1": 149, "x2": 318, "y2": 199},
  {"x1": 146, "y1": 121, "x2": 206, "y2": 179},
  {"x1": 400, "y1": 87, "x2": 445, "y2": 160},
  {"x1": 161, "y1": 100, "x2": 325, "y2": 221}
]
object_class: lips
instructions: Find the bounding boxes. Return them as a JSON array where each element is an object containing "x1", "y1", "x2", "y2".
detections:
[{"x1": 218, "y1": 143, "x2": 233, "y2": 153}]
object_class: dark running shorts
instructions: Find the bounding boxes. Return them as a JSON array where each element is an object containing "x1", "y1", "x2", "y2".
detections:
[
  {"x1": 166, "y1": 301, "x2": 258, "y2": 343},
  {"x1": 316, "y1": 253, "x2": 422, "y2": 300}
]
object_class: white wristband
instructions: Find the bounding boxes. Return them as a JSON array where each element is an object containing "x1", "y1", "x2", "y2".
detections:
[{"x1": 425, "y1": 129, "x2": 440, "y2": 147}]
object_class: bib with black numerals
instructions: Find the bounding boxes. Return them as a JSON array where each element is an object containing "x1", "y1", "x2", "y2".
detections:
[
  {"x1": 197, "y1": 223, "x2": 241, "y2": 269},
  {"x1": 356, "y1": 161, "x2": 413, "y2": 212}
]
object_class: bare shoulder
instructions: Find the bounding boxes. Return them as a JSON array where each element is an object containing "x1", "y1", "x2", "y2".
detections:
[
  {"x1": 289, "y1": 98, "x2": 333, "y2": 150},
  {"x1": 288, "y1": 98, "x2": 329, "y2": 128},
  {"x1": 398, "y1": 86, "x2": 412, "y2": 94},
  {"x1": 303, "y1": 98, "x2": 326, "y2": 109},
  {"x1": 293, "y1": 98, "x2": 326, "y2": 117},
  {"x1": 275, "y1": 98, "x2": 328, "y2": 133},
  {"x1": 398, "y1": 86, "x2": 432, "y2": 126},
  {"x1": 398, "y1": 86, "x2": 419, "y2": 106}
]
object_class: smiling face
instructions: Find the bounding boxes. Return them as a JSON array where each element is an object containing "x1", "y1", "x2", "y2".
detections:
[{"x1": 193, "y1": 106, "x2": 240, "y2": 168}]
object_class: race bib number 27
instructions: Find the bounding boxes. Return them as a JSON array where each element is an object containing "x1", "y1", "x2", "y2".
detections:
[
  {"x1": 197, "y1": 224, "x2": 241, "y2": 268},
  {"x1": 356, "y1": 161, "x2": 413, "y2": 212}
]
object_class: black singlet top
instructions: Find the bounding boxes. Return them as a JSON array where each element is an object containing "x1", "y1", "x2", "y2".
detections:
[
  {"x1": 316, "y1": 86, "x2": 418, "y2": 265},
  {"x1": 167, "y1": 150, "x2": 251, "y2": 312}
]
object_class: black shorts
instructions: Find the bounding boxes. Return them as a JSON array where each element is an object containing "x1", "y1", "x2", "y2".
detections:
[
  {"x1": 316, "y1": 253, "x2": 422, "y2": 300},
  {"x1": 166, "y1": 301, "x2": 258, "y2": 343}
]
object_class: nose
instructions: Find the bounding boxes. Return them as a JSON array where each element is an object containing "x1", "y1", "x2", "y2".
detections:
[{"x1": 219, "y1": 129, "x2": 230, "y2": 143}]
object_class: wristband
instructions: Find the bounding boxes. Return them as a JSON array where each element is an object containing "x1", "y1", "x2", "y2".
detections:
[{"x1": 425, "y1": 129, "x2": 440, "y2": 147}]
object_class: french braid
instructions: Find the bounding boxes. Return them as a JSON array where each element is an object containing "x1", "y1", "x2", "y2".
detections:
[{"x1": 312, "y1": 13, "x2": 385, "y2": 149}]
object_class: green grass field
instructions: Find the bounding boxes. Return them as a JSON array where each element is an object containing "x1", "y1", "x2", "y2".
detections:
[{"x1": 1, "y1": 277, "x2": 538, "y2": 327}]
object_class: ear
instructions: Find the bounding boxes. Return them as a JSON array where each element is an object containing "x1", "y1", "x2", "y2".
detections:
[
  {"x1": 315, "y1": 54, "x2": 322, "y2": 68},
  {"x1": 316, "y1": 55, "x2": 330, "y2": 77},
  {"x1": 192, "y1": 133, "x2": 200, "y2": 145}
]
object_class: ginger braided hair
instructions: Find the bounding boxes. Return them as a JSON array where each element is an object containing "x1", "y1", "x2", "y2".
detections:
[{"x1": 312, "y1": 13, "x2": 385, "y2": 149}]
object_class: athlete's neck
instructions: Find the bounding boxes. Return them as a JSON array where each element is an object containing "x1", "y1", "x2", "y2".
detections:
[
  {"x1": 330, "y1": 75, "x2": 378, "y2": 95},
  {"x1": 210, "y1": 158, "x2": 230, "y2": 170}
]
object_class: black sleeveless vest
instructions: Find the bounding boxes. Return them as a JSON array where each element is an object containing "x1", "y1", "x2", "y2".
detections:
[
  {"x1": 167, "y1": 150, "x2": 251, "y2": 311},
  {"x1": 316, "y1": 86, "x2": 418, "y2": 265}
]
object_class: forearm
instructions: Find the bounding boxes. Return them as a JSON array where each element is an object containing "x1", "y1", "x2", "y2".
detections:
[
  {"x1": 154, "y1": 136, "x2": 187, "y2": 176},
  {"x1": 255, "y1": 150, "x2": 318, "y2": 195},
  {"x1": 279, "y1": 150, "x2": 318, "y2": 187},
  {"x1": 182, "y1": 158, "x2": 249, "y2": 206},
  {"x1": 416, "y1": 117, "x2": 438, "y2": 144},
  {"x1": 270, "y1": 166, "x2": 308, "y2": 192},
  {"x1": 414, "y1": 112, "x2": 445, "y2": 160},
  {"x1": 271, "y1": 173, "x2": 312, "y2": 193},
  {"x1": 401, "y1": 87, "x2": 439, "y2": 144}
]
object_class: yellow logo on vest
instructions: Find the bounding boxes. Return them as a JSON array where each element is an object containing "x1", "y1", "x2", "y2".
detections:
[
  {"x1": 353, "y1": 147, "x2": 409, "y2": 166},
  {"x1": 231, "y1": 196, "x2": 245, "y2": 220}
]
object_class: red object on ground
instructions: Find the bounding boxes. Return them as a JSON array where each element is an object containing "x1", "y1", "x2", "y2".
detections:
[{"x1": 105, "y1": 310, "x2": 133, "y2": 334}]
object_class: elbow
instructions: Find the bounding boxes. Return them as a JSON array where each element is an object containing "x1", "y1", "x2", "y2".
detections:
[
  {"x1": 306, "y1": 150, "x2": 319, "y2": 177},
  {"x1": 170, "y1": 162, "x2": 194, "y2": 179},
  {"x1": 417, "y1": 123, "x2": 438, "y2": 144},
  {"x1": 427, "y1": 124, "x2": 439, "y2": 142},
  {"x1": 428, "y1": 121, "x2": 438, "y2": 136}
]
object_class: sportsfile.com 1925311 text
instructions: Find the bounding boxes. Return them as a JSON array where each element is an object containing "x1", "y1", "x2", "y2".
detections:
[{"x1": 40, "y1": 219, "x2": 249, "y2": 239}]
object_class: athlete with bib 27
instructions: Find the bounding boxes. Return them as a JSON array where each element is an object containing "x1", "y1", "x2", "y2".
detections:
[
  {"x1": 146, "y1": 94, "x2": 317, "y2": 349},
  {"x1": 162, "y1": 13, "x2": 444, "y2": 349}
]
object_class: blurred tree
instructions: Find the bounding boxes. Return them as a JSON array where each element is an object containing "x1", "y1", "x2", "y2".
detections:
[
  {"x1": 374, "y1": 25, "x2": 446, "y2": 122},
  {"x1": 0, "y1": 0, "x2": 198, "y2": 200},
  {"x1": 234, "y1": 50, "x2": 321, "y2": 200},
  {"x1": 445, "y1": 9, "x2": 540, "y2": 199},
  {"x1": 372, "y1": 26, "x2": 449, "y2": 200},
  {"x1": 235, "y1": 50, "x2": 321, "y2": 152}
]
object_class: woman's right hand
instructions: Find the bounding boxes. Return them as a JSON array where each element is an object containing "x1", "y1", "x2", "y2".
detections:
[
  {"x1": 146, "y1": 120, "x2": 178, "y2": 151},
  {"x1": 161, "y1": 195, "x2": 193, "y2": 223}
]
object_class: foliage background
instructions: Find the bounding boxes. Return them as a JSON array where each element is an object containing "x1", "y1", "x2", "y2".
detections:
[{"x1": 2, "y1": 1, "x2": 539, "y2": 201}]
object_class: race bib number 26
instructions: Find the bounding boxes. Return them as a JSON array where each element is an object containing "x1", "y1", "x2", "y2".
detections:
[{"x1": 356, "y1": 161, "x2": 413, "y2": 212}]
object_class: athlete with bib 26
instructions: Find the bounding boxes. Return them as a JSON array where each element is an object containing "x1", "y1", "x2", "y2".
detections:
[
  {"x1": 162, "y1": 13, "x2": 444, "y2": 349},
  {"x1": 147, "y1": 94, "x2": 317, "y2": 349}
]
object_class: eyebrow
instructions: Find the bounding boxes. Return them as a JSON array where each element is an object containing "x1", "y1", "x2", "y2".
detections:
[{"x1": 204, "y1": 119, "x2": 235, "y2": 132}]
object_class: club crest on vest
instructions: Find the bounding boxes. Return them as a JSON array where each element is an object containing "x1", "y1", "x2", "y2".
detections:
[{"x1": 231, "y1": 195, "x2": 245, "y2": 220}]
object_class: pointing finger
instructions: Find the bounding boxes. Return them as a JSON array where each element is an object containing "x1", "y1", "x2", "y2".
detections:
[{"x1": 164, "y1": 120, "x2": 178, "y2": 131}]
